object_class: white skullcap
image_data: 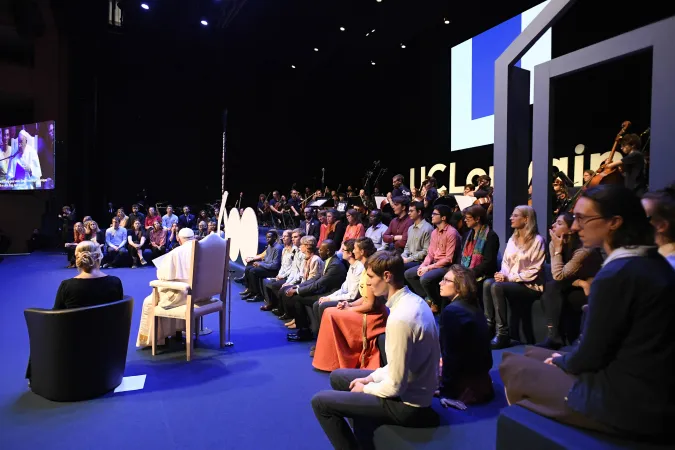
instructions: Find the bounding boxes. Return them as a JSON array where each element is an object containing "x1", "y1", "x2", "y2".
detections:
[
  {"x1": 178, "y1": 228, "x2": 195, "y2": 239},
  {"x1": 19, "y1": 129, "x2": 31, "y2": 140}
]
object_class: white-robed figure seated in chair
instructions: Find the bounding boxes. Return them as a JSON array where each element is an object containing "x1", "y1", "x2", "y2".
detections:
[{"x1": 136, "y1": 227, "x2": 196, "y2": 347}]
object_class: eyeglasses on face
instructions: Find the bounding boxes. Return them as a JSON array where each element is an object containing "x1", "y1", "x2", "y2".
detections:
[
  {"x1": 431, "y1": 212, "x2": 440, "y2": 216},
  {"x1": 440, "y1": 277, "x2": 455, "y2": 284},
  {"x1": 572, "y1": 214, "x2": 603, "y2": 228}
]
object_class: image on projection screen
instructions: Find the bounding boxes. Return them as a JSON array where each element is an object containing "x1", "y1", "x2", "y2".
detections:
[
  {"x1": 0, "y1": 120, "x2": 55, "y2": 191},
  {"x1": 450, "y1": 0, "x2": 551, "y2": 152}
]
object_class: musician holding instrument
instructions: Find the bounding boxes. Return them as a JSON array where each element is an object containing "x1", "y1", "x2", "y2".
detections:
[
  {"x1": 602, "y1": 133, "x2": 647, "y2": 196},
  {"x1": 392, "y1": 174, "x2": 412, "y2": 200}
]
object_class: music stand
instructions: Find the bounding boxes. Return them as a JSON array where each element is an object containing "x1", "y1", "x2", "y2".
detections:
[
  {"x1": 348, "y1": 196, "x2": 364, "y2": 208},
  {"x1": 322, "y1": 198, "x2": 336, "y2": 209},
  {"x1": 309, "y1": 198, "x2": 328, "y2": 208},
  {"x1": 454, "y1": 195, "x2": 475, "y2": 211}
]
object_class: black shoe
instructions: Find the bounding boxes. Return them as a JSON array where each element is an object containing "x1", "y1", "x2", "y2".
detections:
[
  {"x1": 246, "y1": 296, "x2": 264, "y2": 303},
  {"x1": 287, "y1": 330, "x2": 313, "y2": 342},
  {"x1": 278, "y1": 314, "x2": 291, "y2": 321},
  {"x1": 234, "y1": 276, "x2": 246, "y2": 284},
  {"x1": 535, "y1": 337, "x2": 563, "y2": 350},
  {"x1": 271, "y1": 308, "x2": 283, "y2": 316},
  {"x1": 239, "y1": 289, "x2": 252, "y2": 297},
  {"x1": 491, "y1": 335, "x2": 512, "y2": 350},
  {"x1": 242, "y1": 292, "x2": 256, "y2": 300}
]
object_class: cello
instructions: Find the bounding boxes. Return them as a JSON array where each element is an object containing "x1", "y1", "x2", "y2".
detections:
[{"x1": 586, "y1": 120, "x2": 631, "y2": 188}]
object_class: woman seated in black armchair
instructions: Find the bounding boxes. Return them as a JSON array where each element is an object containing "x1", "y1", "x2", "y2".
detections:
[
  {"x1": 536, "y1": 212, "x2": 603, "y2": 350},
  {"x1": 500, "y1": 185, "x2": 675, "y2": 442}
]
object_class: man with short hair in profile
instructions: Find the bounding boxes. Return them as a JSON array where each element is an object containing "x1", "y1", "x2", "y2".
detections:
[
  {"x1": 162, "y1": 205, "x2": 179, "y2": 230},
  {"x1": 311, "y1": 251, "x2": 440, "y2": 449},
  {"x1": 401, "y1": 201, "x2": 433, "y2": 270},
  {"x1": 103, "y1": 216, "x2": 128, "y2": 268}
]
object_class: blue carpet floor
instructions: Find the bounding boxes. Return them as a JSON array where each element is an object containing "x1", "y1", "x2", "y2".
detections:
[{"x1": 0, "y1": 252, "x2": 525, "y2": 450}]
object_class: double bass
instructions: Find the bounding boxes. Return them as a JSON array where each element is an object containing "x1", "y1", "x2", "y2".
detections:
[{"x1": 587, "y1": 120, "x2": 631, "y2": 188}]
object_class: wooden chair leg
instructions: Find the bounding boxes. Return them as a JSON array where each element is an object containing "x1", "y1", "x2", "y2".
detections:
[
  {"x1": 185, "y1": 318, "x2": 193, "y2": 362},
  {"x1": 219, "y1": 309, "x2": 226, "y2": 348}
]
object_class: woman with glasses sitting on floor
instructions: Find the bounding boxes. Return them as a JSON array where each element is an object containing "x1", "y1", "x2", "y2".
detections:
[{"x1": 500, "y1": 185, "x2": 675, "y2": 442}]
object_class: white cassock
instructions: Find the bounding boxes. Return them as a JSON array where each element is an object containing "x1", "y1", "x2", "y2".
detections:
[{"x1": 136, "y1": 240, "x2": 194, "y2": 347}]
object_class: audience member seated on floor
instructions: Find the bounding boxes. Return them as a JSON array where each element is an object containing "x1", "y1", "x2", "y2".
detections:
[
  {"x1": 326, "y1": 209, "x2": 346, "y2": 249},
  {"x1": 84, "y1": 220, "x2": 105, "y2": 252},
  {"x1": 240, "y1": 230, "x2": 283, "y2": 303},
  {"x1": 145, "y1": 220, "x2": 167, "y2": 261},
  {"x1": 483, "y1": 205, "x2": 545, "y2": 349},
  {"x1": 103, "y1": 217, "x2": 128, "y2": 268},
  {"x1": 343, "y1": 209, "x2": 366, "y2": 242},
  {"x1": 365, "y1": 209, "x2": 388, "y2": 251},
  {"x1": 277, "y1": 234, "x2": 321, "y2": 321},
  {"x1": 459, "y1": 205, "x2": 499, "y2": 302},
  {"x1": 311, "y1": 251, "x2": 440, "y2": 450},
  {"x1": 500, "y1": 185, "x2": 675, "y2": 442},
  {"x1": 642, "y1": 185, "x2": 675, "y2": 270},
  {"x1": 136, "y1": 227, "x2": 196, "y2": 348},
  {"x1": 27, "y1": 241, "x2": 124, "y2": 382},
  {"x1": 178, "y1": 205, "x2": 197, "y2": 230},
  {"x1": 318, "y1": 210, "x2": 329, "y2": 245},
  {"x1": 260, "y1": 229, "x2": 294, "y2": 312},
  {"x1": 405, "y1": 205, "x2": 460, "y2": 313},
  {"x1": 128, "y1": 220, "x2": 148, "y2": 268},
  {"x1": 300, "y1": 207, "x2": 321, "y2": 241},
  {"x1": 437, "y1": 265, "x2": 493, "y2": 410},
  {"x1": 536, "y1": 212, "x2": 603, "y2": 350},
  {"x1": 266, "y1": 230, "x2": 306, "y2": 314},
  {"x1": 401, "y1": 201, "x2": 433, "y2": 270},
  {"x1": 116, "y1": 208, "x2": 129, "y2": 229},
  {"x1": 162, "y1": 205, "x2": 179, "y2": 230},
  {"x1": 65, "y1": 222, "x2": 86, "y2": 268},
  {"x1": 313, "y1": 238, "x2": 386, "y2": 370},
  {"x1": 383, "y1": 196, "x2": 413, "y2": 254},
  {"x1": 285, "y1": 240, "x2": 347, "y2": 341},
  {"x1": 196, "y1": 221, "x2": 208, "y2": 239},
  {"x1": 166, "y1": 222, "x2": 180, "y2": 251},
  {"x1": 145, "y1": 206, "x2": 161, "y2": 230},
  {"x1": 127, "y1": 204, "x2": 145, "y2": 232}
]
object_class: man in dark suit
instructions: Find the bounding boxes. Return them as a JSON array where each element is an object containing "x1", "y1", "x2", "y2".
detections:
[
  {"x1": 286, "y1": 239, "x2": 347, "y2": 342},
  {"x1": 299, "y1": 207, "x2": 321, "y2": 241},
  {"x1": 178, "y1": 205, "x2": 197, "y2": 230}
]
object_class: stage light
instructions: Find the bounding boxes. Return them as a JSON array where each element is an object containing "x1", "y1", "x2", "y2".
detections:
[
  {"x1": 141, "y1": 3, "x2": 149, "y2": 10},
  {"x1": 371, "y1": 29, "x2": 376, "y2": 33},
  {"x1": 365, "y1": 32, "x2": 370, "y2": 37},
  {"x1": 340, "y1": 27, "x2": 345, "y2": 31},
  {"x1": 444, "y1": 18, "x2": 450, "y2": 24},
  {"x1": 201, "y1": 20, "x2": 208, "y2": 26},
  {"x1": 376, "y1": 0, "x2": 382, "y2": 2},
  {"x1": 314, "y1": 47, "x2": 319, "y2": 51},
  {"x1": 291, "y1": 65, "x2": 296, "y2": 69},
  {"x1": 400, "y1": 43, "x2": 406, "y2": 49},
  {"x1": 371, "y1": 61, "x2": 376, "y2": 65}
]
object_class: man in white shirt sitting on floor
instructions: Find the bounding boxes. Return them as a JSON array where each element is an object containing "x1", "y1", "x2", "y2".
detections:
[{"x1": 311, "y1": 250, "x2": 440, "y2": 449}]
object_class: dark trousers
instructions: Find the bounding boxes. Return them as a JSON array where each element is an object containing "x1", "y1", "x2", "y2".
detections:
[
  {"x1": 483, "y1": 278, "x2": 542, "y2": 340},
  {"x1": 246, "y1": 266, "x2": 277, "y2": 296},
  {"x1": 263, "y1": 278, "x2": 286, "y2": 306},
  {"x1": 280, "y1": 285, "x2": 296, "y2": 317},
  {"x1": 66, "y1": 246, "x2": 76, "y2": 264},
  {"x1": 294, "y1": 294, "x2": 322, "y2": 330},
  {"x1": 311, "y1": 369, "x2": 439, "y2": 450},
  {"x1": 103, "y1": 247, "x2": 128, "y2": 267},
  {"x1": 403, "y1": 261, "x2": 421, "y2": 271},
  {"x1": 404, "y1": 266, "x2": 448, "y2": 308},
  {"x1": 540, "y1": 280, "x2": 588, "y2": 342},
  {"x1": 144, "y1": 246, "x2": 165, "y2": 262}
]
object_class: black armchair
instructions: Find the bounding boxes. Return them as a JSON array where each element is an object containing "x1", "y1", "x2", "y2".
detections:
[{"x1": 24, "y1": 296, "x2": 134, "y2": 402}]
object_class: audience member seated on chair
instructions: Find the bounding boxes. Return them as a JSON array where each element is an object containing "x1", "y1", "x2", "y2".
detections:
[
  {"x1": 401, "y1": 201, "x2": 433, "y2": 270},
  {"x1": 459, "y1": 205, "x2": 500, "y2": 302},
  {"x1": 365, "y1": 209, "x2": 388, "y2": 251},
  {"x1": 383, "y1": 196, "x2": 414, "y2": 254},
  {"x1": 536, "y1": 212, "x2": 603, "y2": 350},
  {"x1": 136, "y1": 227, "x2": 196, "y2": 348},
  {"x1": 405, "y1": 205, "x2": 460, "y2": 314},
  {"x1": 65, "y1": 222, "x2": 86, "y2": 268},
  {"x1": 126, "y1": 204, "x2": 145, "y2": 232},
  {"x1": 162, "y1": 205, "x2": 179, "y2": 230},
  {"x1": 326, "y1": 209, "x2": 346, "y2": 249},
  {"x1": 313, "y1": 238, "x2": 387, "y2": 370},
  {"x1": 207, "y1": 220, "x2": 224, "y2": 238},
  {"x1": 642, "y1": 185, "x2": 675, "y2": 270},
  {"x1": 343, "y1": 209, "x2": 366, "y2": 242},
  {"x1": 196, "y1": 221, "x2": 208, "y2": 239},
  {"x1": 166, "y1": 222, "x2": 180, "y2": 251},
  {"x1": 84, "y1": 220, "x2": 105, "y2": 252},
  {"x1": 500, "y1": 185, "x2": 675, "y2": 443},
  {"x1": 437, "y1": 265, "x2": 493, "y2": 409},
  {"x1": 260, "y1": 229, "x2": 295, "y2": 312},
  {"x1": 268, "y1": 230, "x2": 306, "y2": 316},
  {"x1": 145, "y1": 220, "x2": 167, "y2": 262},
  {"x1": 28, "y1": 241, "x2": 124, "y2": 382},
  {"x1": 178, "y1": 205, "x2": 197, "y2": 230},
  {"x1": 285, "y1": 240, "x2": 347, "y2": 342},
  {"x1": 318, "y1": 210, "x2": 329, "y2": 245},
  {"x1": 145, "y1": 206, "x2": 161, "y2": 230},
  {"x1": 311, "y1": 251, "x2": 440, "y2": 450},
  {"x1": 103, "y1": 217, "x2": 128, "y2": 268},
  {"x1": 483, "y1": 205, "x2": 545, "y2": 349},
  {"x1": 127, "y1": 220, "x2": 148, "y2": 268},
  {"x1": 240, "y1": 230, "x2": 283, "y2": 303},
  {"x1": 300, "y1": 207, "x2": 321, "y2": 241},
  {"x1": 278, "y1": 235, "x2": 322, "y2": 321}
]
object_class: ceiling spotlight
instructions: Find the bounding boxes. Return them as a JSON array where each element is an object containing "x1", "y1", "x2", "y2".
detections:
[
  {"x1": 365, "y1": 32, "x2": 370, "y2": 37},
  {"x1": 314, "y1": 47, "x2": 319, "y2": 52},
  {"x1": 340, "y1": 26, "x2": 345, "y2": 31},
  {"x1": 141, "y1": 3, "x2": 149, "y2": 10},
  {"x1": 291, "y1": 65, "x2": 296, "y2": 69},
  {"x1": 376, "y1": 0, "x2": 382, "y2": 2},
  {"x1": 201, "y1": 20, "x2": 208, "y2": 26},
  {"x1": 371, "y1": 29, "x2": 376, "y2": 33},
  {"x1": 371, "y1": 61, "x2": 376, "y2": 66},
  {"x1": 400, "y1": 43, "x2": 406, "y2": 49},
  {"x1": 444, "y1": 18, "x2": 450, "y2": 24}
]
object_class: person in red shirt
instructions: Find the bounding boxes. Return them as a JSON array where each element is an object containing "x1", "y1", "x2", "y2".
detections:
[
  {"x1": 383, "y1": 196, "x2": 413, "y2": 254},
  {"x1": 144, "y1": 206, "x2": 162, "y2": 230},
  {"x1": 404, "y1": 205, "x2": 460, "y2": 313}
]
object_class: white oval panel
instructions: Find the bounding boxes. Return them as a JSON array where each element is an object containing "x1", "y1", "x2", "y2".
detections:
[
  {"x1": 226, "y1": 208, "x2": 241, "y2": 262},
  {"x1": 239, "y1": 207, "x2": 259, "y2": 261}
]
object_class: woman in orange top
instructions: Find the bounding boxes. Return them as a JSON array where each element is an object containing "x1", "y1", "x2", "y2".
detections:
[
  {"x1": 343, "y1": 209, "x2": 366, "y2": 242},
  {"x1": 318, "y1": 210, "x2": 329, "y2": 245},
  {"x1": 65, "y1": 222, "x2": 86, "y2": 268}
]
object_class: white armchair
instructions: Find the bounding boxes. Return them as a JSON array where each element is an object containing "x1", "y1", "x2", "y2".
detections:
[{"x1": 149, "y1": 234, "x2": 231, "y2": 361}]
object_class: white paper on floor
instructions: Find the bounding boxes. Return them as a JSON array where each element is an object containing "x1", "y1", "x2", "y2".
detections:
[{"x1": 114, "y1": 375, "x2": 147, "y2": 393}]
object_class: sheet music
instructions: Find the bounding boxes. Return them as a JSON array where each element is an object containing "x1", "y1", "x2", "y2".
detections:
[{"x1": 454, "y1": 195, "x2": 475, "y2": 211}]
